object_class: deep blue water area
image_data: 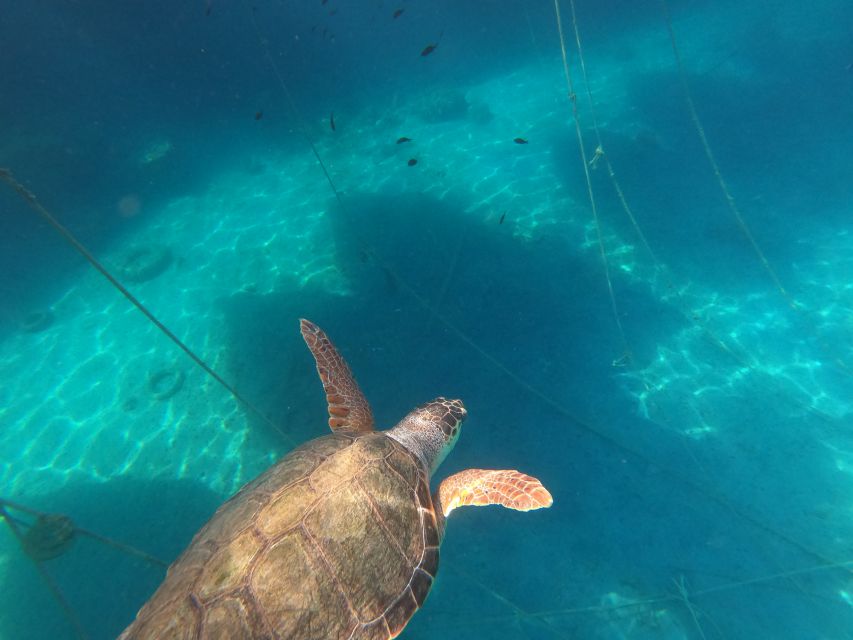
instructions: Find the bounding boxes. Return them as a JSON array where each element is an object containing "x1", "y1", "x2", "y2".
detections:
[{"x1": 2, "y1": 1, "x2": 853, "y2": 638}]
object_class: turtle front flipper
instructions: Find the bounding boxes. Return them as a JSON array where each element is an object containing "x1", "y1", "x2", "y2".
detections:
[
  {"x1": 436, "y1": 469, "x2": 553, "y2": 518},
  {"x1": 300, "y1": 319, "x2": 375, "y2": 433}
]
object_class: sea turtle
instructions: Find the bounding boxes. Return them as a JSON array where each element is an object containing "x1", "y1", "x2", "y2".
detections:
[{"x1": 119, "y1": 319, "x2": 552, "y2": 639}]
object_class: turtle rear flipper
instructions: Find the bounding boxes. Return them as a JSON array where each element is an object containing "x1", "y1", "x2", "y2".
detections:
[
  {"x1": 436, "y1": 469, "x2": 553, "y2": 517},
  {"x1": 300, "y1": 318, "x2": 375, "y2": 434}
]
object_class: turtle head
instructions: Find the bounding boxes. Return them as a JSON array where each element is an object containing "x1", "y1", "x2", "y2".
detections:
[{"x1": 387, "y1": 397, "x2": 467, "y2": 474}]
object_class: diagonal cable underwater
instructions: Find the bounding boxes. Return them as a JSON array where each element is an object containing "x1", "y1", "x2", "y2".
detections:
[{"x1": 0, "y1": 168, "x2": 296, "y2": 448}]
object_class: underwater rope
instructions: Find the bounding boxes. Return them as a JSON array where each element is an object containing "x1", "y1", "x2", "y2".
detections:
[
  {"x1": 450, "y1": 556, "x2": 853, "y2": 632},
  {"x1": 657, "y1": 1, "x2": 793, "y2": 303},
  {"x1": 0, "y1": 497, "x2": 168, "y2": 639},
  {"x1": 658, "y1": 0, "x2": 853, "y2": 380},
  {"x1": 558, "y1": 0, "x2": 845, "y2": 436},
  {"x1": 0, "y1": 169, "x2": 295, "y2": 447},
  {"x1": 243, "y1": 1, "x2": 347, "y2": 213},
  {"x1": 0, "y1": 497, "x2": 167, "y2": 568},
  {"x1": 0, "y1": 501, "x2": 89, "y2": 640},
  {"x1": 559, "y1": 0, "x2": 762, "y2": 383},
  {"x1": 558, "y1": 0, "x2": 762, "y2": 372},
  {"x1": 551, "y1": 0, "x2": 853, "y2": 593},
  {"x1": 553, "y1": 0, "x2": 631, "y2": 363}
]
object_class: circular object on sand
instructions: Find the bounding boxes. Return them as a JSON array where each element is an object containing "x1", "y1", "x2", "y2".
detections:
[
  {"x1": 120, "y1": 246, "x2": 172, "y2": 283},
  {"x1": 20, "y1": 309, "x2": 54, "y2": 333},
  {"x1": 22, "y1": 514, "x2": 76, "y2": 561},
  {"x1": 148, "y1": 367, "x2": 185, "y2": 401}
]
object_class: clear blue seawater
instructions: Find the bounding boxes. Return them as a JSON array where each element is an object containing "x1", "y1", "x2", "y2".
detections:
[{"x1": 1, "y1": 1, "x2": 852, "y2": 638}]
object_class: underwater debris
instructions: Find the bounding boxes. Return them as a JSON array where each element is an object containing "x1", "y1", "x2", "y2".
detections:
[
  {"x1": 19, "y1": 308, "x2": 54, "y2": 333},
  {"x1": 21, "y1": 514, "x2": 76, "y2": 561},
  {"x1": 138, "y1": 138, "x2": 173, "y2": 165},
  {"x1": 589, "y1": 144, "x2": 605, "y2": 168},
  {"x1": 407, "y1": 158, "x2": 418, "y2": 166},
  {"x1": 330, "y1": 111, "x2": 336, "y2": 131},
  {"x1": 513, "y1": 137, "x2": 528, "y2": 144},
  {"x1": 147, "y1": 367, "x2": 186, "y2": 401},
  {"x1": 119, "y1": 246, "x2": 173, "y2": 283},
  {"x1": 396, "y1": 136, "x2": 412, "y2": 144}
]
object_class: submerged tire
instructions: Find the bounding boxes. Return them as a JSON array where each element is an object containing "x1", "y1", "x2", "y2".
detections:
[
  {"x1": 148, "y1": 367, "x2": 185, "y2": 401},
  {"x1": 20, "y1": 309, "x2": 54, "y2": 333}
]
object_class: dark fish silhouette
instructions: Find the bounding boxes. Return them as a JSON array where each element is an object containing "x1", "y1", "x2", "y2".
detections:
[
  {"x1": 513, "y1": 137, "x2": 528, "y2": 144},
  {"x1": 330, "y1": 112, "x2": 336, "y2": 131},
  {"x1": 421, "y1": 43, "x2": 437, "y2": 57},
  {"x1": 255, "y1": 111, "x2": 264, "y2": 121},
  {"x1": 499, "y1": 212, "x2": 506, "y2": 224},
  {"x1": 393, "y1": 8, "x2": 404, "y2": 19},
  {"x1": 407, "y1": 158, "x2": 418, "y2": 166},
  {"x1": 396, "y1": 137, "x2": 412, "y2": 144},
  {"x1": 322, "y1": 0, "x2": 328, "y2": 4},
  {"x1": 329, "y1": 8, "x2": 338, "y2": 15}
]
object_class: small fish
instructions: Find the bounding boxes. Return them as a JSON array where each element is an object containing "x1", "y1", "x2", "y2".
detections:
[
  {"x1": 329, "y1": 8, "x2": 338, "y2": 15},
  {"x1": 396, "y1": 136, "x2": 412, "y2": 144},
  {"x1": 514, "y1": 137, "x2": 528, "y2": 144},
  {"x1": 393, "y1": 8, "x2": 404, "y2": 19},
  {"x1": 407, "y1": 158, "x2": 418, "y2": 166},
  {"x1": 499, "y1": 212, "x2": 506, "y2": 224},
  {"x1": 322, "y1": 27, "x2": 328, "y2": 38},
  {"x1": 421, "y1": 43, "x2": 437, "y2": 57},
  {"x1": 330, "y1": 111, "x2": 336, "y2": 131},
  {"x1": 255, "y1": 110, "x2": 264, "y2": 121},
  {"x1": 322, "y1": 0, "x2": 328, "y2": 4},
  {"x1": 205, "y1": 1, "x2": 213, "y2": 16}
]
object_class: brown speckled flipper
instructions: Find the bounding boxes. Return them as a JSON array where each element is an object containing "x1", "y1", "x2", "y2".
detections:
[
  {"x1": 300, "y1": 319, "x2": 375, "y2": 433},
  {"x1": 437, "y1": 469, "x2": 553, "y2": 517}
]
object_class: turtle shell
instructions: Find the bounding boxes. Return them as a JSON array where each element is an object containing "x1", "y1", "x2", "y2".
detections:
[{"x1": 119, "y1": 431, "x2": 440, "y2": 640}]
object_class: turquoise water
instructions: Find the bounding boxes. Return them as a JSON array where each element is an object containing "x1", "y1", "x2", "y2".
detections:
[{"x1": 1, "y1": 1, "x2": 852, "y2": 638}]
